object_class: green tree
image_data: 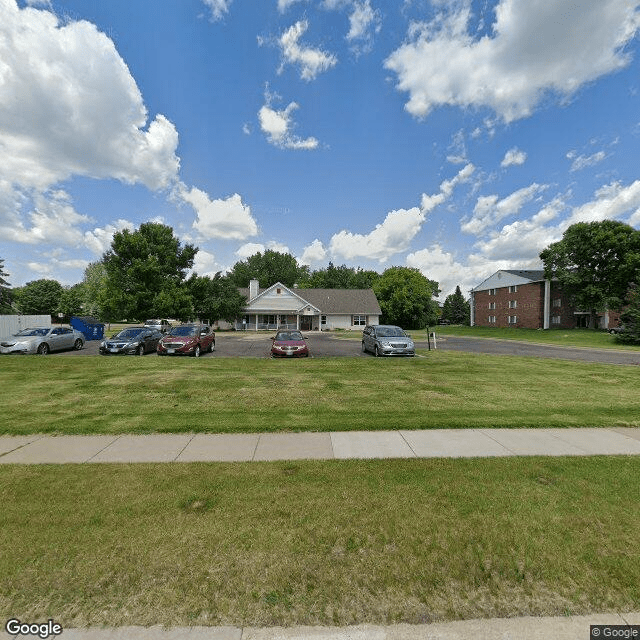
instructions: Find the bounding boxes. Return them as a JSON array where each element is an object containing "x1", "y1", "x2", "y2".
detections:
[
  {"x1": 615, "y1": 283, "x2": 640, "y2": 345},
  {"x1": 102, "y1": 222, "x2": 197, "y2": 321},
  {"x1": 373, "y1": 267, "x2": 440, "y2": 329},
  {"x1": 300, "y1": 262, "x2": 380, "y2": 289},
  {"x1": 57, "y1": 285, "x2": 85, "y2": 320},
  {"x1": 0, "y1": 259, "x2": 14, "y2": 313},
  {"x1": 227, "y1": 250, "x2": 309, "y2": 288},
  {"x1": 441, "y1": 285, "x2": 470, "y2": 325},
  {"x1": 540, "y1": 220, "x2": 640, "y2": 326},
  {"x1": 12, "y1": 279, "x2": 63, "y2": 315},
  {"x1": 81, "y1": 261, "x2": 108, "y2": 318},
  {"x1": 188, "y1": 273, "x2": 246, "y2": 324}
]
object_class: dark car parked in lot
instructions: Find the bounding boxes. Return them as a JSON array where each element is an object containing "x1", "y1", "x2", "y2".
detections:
[
  {"x1": 157, "y1": 324, "x2": 215, "y2": 357},
  {"x1": 270, "y1": 330, "x2": 310, "y2": 358},
  {"x1": 361, "y1": 324, "x2": 415, "y2": 357},
  {"x1": 99, "y1": 327, "x2": 163, "y2": 355}
]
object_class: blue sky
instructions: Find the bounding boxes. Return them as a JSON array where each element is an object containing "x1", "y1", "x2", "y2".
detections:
[{"x1": 2, "y1": 0, "x2": 640, "y2": 298}]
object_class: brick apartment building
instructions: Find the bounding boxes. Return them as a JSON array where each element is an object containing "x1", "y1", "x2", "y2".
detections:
[{"x1": 470, "y1": 270, "x2": 621, "y2": 330}]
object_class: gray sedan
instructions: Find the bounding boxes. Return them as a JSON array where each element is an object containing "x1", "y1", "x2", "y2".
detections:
[
  {"x1": 0, "y1": 326, "x2": 85, "y2": 355},
  {"x1": 361, "y1": 324, "x2": 415, "y2": 357}
]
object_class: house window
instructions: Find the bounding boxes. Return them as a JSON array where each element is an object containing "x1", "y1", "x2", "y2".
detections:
[
  {"x1": 488, "y1": 302, "x2": 496, "y2": 310},
  {"x1": 552, "y1": 315, "x2": 561, "y2": 325},
  {"x1": 321, "y1": 315, "x2": 327, "y2": 325},
  {"x1": 509, "y1": 285, "x2": 518, "y2": 293},
  {"x1": 488, "y1": 288, "x2": 496, "y2": 295},
  {"x1": 553, "y1": 298, "x2": 561, "y2": 308},
  {"x1": 488, "y1": 315, "x2": 496, "y2": 324},
  {"x1": 352, "y1": 315, "x2": 366, "y2": 326},
  {"x1": 509, "y1": 300, "x2": 517, "y2": 308},
  {"x1": 508, "y1": 315, "x2": 517, "y2": 324},
  {"x1": 276, "y1": 288, "x2": 282, "y2": 294}
]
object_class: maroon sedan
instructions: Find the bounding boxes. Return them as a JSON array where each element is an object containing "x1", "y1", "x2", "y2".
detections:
[
  {"x1": 157, "y1": 324, "x2": 215, "y2": 357},
  {"x1": 270, "y1": 330, "x2": 309, "y2": 358}
]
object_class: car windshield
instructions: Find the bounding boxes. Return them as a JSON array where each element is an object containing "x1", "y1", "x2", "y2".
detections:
[
  {"x1": 376, "y1": 327, "x2": 406, "y2": 337},
  {"x1": 145, "y1": 320, "x2": 160, "y2": 325},
  {"x1": 115, "y1": 328, "x2": 144, "y2": 339},
  {"x1": 169, "y1": 326, "x2": 197, "y2": 337},
  {"x1": 15, "y1": 328, "x2": 49, "y2": 337},
  {"x1": 275, "y1": 331, "x2": 303, "y2": 341}
]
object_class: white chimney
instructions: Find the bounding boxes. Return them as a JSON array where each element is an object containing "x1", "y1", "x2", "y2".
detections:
[{"x1": 249, "y1": 279, "x2": 259, "y2": 300}]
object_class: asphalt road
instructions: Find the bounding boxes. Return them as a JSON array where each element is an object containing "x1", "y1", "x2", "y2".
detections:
[{"x1": 50, "y1": 331, "x2": 640, "y2": 365}]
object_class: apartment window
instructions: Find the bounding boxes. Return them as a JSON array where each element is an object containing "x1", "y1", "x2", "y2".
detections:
[
  {"x1": 488, "y1": 302, "x2": 496, "y2": 310},
  {"x1": 508, "y1": 315, "x2": 517, "y2": 324},
  {"x1": 552, "y1": 315, "x2": 561, "y2": 325},
  {"x1": 509, "y1": 285, "x2": 518, "y2": 293},
  {"x1": 488, "y1": 315, "x2": 496, "y2": 324},
  {"x1": 488, "y1": 288, "x2": 496, "y2": 295},
  {"x1": 508, "y1": 300, "x2": 517, "y2": 309},
  {"x1": 352, "y1": 315, "x2": 366, "y2": 326},
  {"x1": 553, "y1": 298, "x2": 562, "y2": 308}
]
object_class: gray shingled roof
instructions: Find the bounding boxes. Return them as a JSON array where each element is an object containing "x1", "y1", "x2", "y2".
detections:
[
  {"x1": 503, "y1": 269, "x2": 546, "y2": 281},
  {"x1": 239, "y1": 286, "x2": 381, "y2": 315}
]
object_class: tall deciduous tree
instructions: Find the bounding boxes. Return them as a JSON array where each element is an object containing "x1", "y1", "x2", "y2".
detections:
[
  {"x1": 0, "y1": 258, "x2": 13, "y2": 313},
  {"x1": 373, "y1": 267, "x2": 440, "y2": 329},
  {"x1": 540, "y1": 220, "x2": 640, "y2": 326},
  {"x1": 57, "y1": 285, "x2": 85, "y2": 319},
  {"x1": 301, "y1": 262, "x2": 379, "y2": 289},
  {"x1": 102, "y1": 222, "x2": 197, "y2": 321},
  {"x1": 81, "y1": 261, "x2": 108, "y2": 318},
  {"x1": 227, "y1": 250, "x2": 309, "y2": 288},
  {"x1": 12, "y1": 279, "x2": 63, "y2": 316},
  {"x1": 442, "y1": 285, "x2": 470, "y2": 325},
  {"x1": 188, "y1": 273, "x2": 246, "y2": 324},
  {"x1": 616, "y1": 283, "x2": 640, "y2": 345}
]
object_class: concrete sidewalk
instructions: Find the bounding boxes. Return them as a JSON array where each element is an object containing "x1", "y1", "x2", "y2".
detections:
[
  {"x1": 1, "y1": 427, "x2": 640, "y2": 464},
  {"x1": 2, "y1": 612, "x2": 639, "y2": 639}
]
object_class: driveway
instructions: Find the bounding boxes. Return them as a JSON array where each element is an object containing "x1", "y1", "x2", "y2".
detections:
[{"x1": 49, "y1": 331, "x2": 640, "y2": 364}]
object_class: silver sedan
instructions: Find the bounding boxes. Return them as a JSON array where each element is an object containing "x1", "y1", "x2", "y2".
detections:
[{"x1": 0, "y1": 327, "x2": 85, "y2": 355}]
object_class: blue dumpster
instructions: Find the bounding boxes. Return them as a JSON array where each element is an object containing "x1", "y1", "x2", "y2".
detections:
[{"x1": 71, "y1": 316, "x2": 105, "y2": 341}]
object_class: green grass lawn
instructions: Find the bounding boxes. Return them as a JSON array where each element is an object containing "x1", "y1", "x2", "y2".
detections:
[
  {"x1": 1, "y1": 457, "x2": 638, "y2": 627},
  {"x1": 1, "y1": 353, "x2": 639, "y2": 435}
]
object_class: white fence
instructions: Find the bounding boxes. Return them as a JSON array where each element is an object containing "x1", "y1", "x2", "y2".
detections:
[{"x1": 0, "y1": 315, "x2": 51, "y2": 337}]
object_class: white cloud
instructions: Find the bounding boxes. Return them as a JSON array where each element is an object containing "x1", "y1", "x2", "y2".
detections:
[
  {"x1": 330, "y1": 207, "x2": 425, "y2": 262},
  {"x1": 191, "y1": 250, "x2": 219, "y2": 278},
  {"x1": 175, "y1": 185, "x2": 258, "y2": 240},
  {"x1": 299, "y1": 239, "x2": 328, "y2": 265},
  {"x1": 421, "y1": 163, "x2": 475, "y2": 212},
  {"x1": 385, "y1": 0, "x2": 640, "y2": 122},
  {"x1": 202, "y1": 0, "x2": 232, "y2": 21},
  {"x1": 406, "y1": 244, "x2": 474, "y2": 298},
  {"x1": 258, "y1": 97, "x2": 319, "y2": 150},
  {"x1": 565, "y1": 180, "x2": 640, "y2": 226},
  {"x1": 567, "y1": 150, "x2": 607, "y2": 172},
  {"x1": 501, "y1": 147, "x2": 527, "y2": 167},
  {"x1": 0, "y1": 1, "x2": 180, "y2": 192},
  {"x1": 346, "y1": 0, "x2": 382, "y2": 55},
  {"x1": 277, "y1": 20, "x2": 338, "y2": 80},
  {"x1": 277, "y1": 0, "x2": 305, "y2": 12},
  {"x1": 461, "y1": 183, "x2": 546, "y2": 234},
  {"x1": 235, "y1": 241, "x2": 290, "y2": 260},
  {"x1": 84, "y1": 219, "x2": 135, "y2": 256}
]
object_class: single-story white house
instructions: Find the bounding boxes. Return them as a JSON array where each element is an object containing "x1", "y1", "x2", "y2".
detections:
[{"x1": 234, "y1": 280, "x2": 381, "y2": 331}]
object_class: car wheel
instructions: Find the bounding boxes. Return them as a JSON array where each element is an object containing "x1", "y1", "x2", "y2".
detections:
[
  {"x1": 193, "y1": 345, "x2": 201, "y2": 358},
  {"x1": 37, "y1": 343, "x2": 49, "y2": 355},
  {"x1": 374, "y1": 345, "x2": 380, "y2": 357},
  {"x1": 138, "y1": 344, "x2": 145, "y2": 356},
  {"x1": 209, "y1": 340, "x2": 215, "y2": 352},
  {"x1": 73, "y1": 339, "x2": 83, "y2": 350}
]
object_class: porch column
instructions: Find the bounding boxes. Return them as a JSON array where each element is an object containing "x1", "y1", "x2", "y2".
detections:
[
  {"x1": 296, "y1": 315, "x2": 300, "y2": 330},
  {"x1": 255, "y1": 314, "x2": 258, "y2": 331},
  {"x1": 470, "y1": 290, "x2": 475, "y2": 326}
]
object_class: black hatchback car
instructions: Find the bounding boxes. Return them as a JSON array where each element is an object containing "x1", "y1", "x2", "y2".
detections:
[{"x1": 99, "y1": 327, "x2": 163, "y2": 355}]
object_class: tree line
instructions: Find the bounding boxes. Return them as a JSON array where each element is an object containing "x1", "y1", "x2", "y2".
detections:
[{"x1": 2, "y1": 222, "x2": 470, "y2": 329}]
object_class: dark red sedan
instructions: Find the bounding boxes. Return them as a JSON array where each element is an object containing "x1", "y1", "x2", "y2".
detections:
[
  {"x1": 270, "y1": 330, "x2": 309, "y2": 358},
  {"x1": 157, "y1": 324, "x2": 215, "y2": 357}
]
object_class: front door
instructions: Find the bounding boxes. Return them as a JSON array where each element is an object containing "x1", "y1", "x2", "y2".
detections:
[{"x1": 300, "y1": 316, "x2": 312, "y2": 331}]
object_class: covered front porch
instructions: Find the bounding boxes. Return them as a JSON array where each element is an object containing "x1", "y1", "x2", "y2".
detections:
[{"x1": 235, "y1": 311, "x2": 322, "y2": 331}]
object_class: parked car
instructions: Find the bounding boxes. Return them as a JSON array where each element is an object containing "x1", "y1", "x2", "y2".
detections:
[
  {"x1": 99, "y1": 327, "x2": 163, "y2": 355},
  {"x1": 270, "y1": 330, "x2": 309, "y2": 358},
  {"x1": 0, "y1": 326, "x2": 85, "y2": 355},
  {"x1": 144, "y1": 319, "x2": 172, "y2": 333},
  {"x1": 361, "y1": 325, "x2": 415, "y2": 357},
  {"x1": 157, "y1": 324, "x2": 215, "y2": 357}
]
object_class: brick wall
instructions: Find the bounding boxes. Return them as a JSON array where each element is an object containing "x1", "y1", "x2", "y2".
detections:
[{"x1": 474, "y1": 281, "x2": 576, "y2": 329}]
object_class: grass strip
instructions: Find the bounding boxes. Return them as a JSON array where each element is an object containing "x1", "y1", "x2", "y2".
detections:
[
  {"x1": 1, "y1": 352, "x2": 640, "y2": 435},
  {"x1": 1, "y1": 457, "x2": 639, "y2": 626}
]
